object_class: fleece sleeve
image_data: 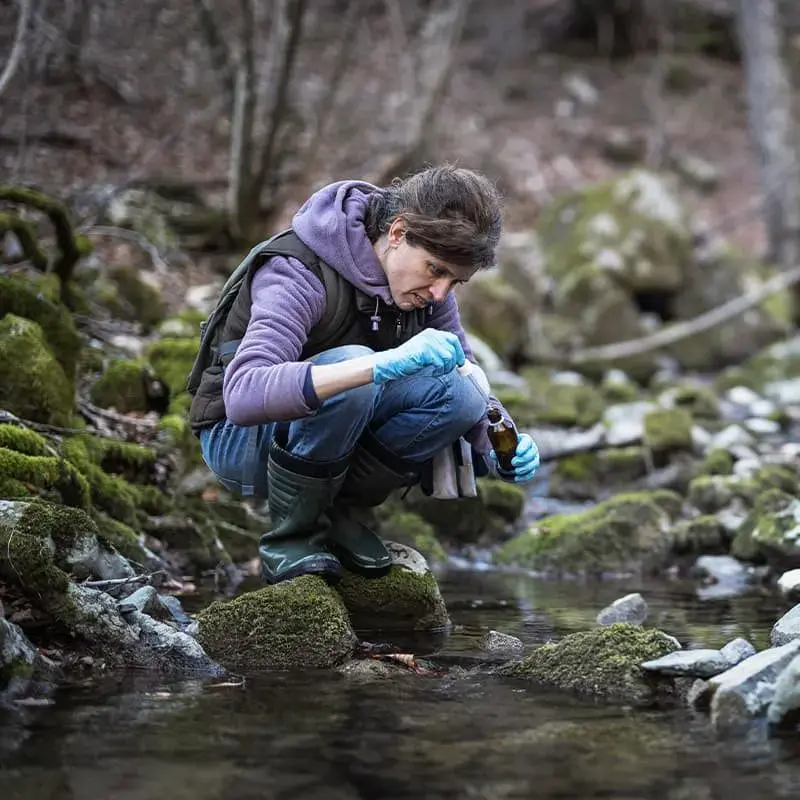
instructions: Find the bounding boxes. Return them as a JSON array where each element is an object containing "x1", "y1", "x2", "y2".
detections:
[{"x1": 222, "y1": 256, "x2": 326, "y2": 424}]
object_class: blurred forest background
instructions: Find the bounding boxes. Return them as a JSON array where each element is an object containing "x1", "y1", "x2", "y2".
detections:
[{"x1": 2, "y1": 0, "x2": 800, "y2": 371}]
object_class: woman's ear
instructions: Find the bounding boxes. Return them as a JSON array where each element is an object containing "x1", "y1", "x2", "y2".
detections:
[{"x1": 387, "y1": 218, "x2": 405, "y2": 248}]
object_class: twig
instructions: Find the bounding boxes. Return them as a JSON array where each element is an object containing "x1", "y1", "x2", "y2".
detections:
[
  {"x1": 80, "y1": 573, "x2": 161, "y2": 590},
  {"x1": 84, "y1": 225, "x2": 175, "y2": 274},
  {"x1": 0, "y1": 408, "x2": 90, "y2": 438},
  {"x1": 553, "y1": 262, "x2": 800, "y2": 367},
  {"x1": 0, "y1": 0, "x2": 31, "y2": 100},
  {"x1": 76, "y1": 399, "x2": 158, "y2": 431}
]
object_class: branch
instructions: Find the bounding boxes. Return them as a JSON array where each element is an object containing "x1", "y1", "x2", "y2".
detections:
[
  {"x1": 84, "y1": 225, "x2": 174, "y2": 274},
  {"x1": 0, "y1": 0, "x2": 31, "y2": 100},
  {"x1": 254, "y1": 0, "x2": 308, "y2": 190},
  {"x1": 556, "y1": 262, "x2": 800, "y2": 367},
  {"x1": 192, "y1": 0, "x2": 236, "y2": 107}
]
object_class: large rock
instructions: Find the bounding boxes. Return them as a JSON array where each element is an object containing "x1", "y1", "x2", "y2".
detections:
[
  {"x1": 493, "y1": 490, "x2": 682, "y2": 577},
  {"x1": 196, "y1": 576, "x2": 357, "y2": 671},
  {"x1": 0, "y1": 618, "x2": 59, "y2": 702},
  {"x1": 0, "y1": 315, "x2": 74, "y2": 425},
  {"x1": 336, "y1": 542, "x2": 450, "y2": 631},
  {"x1": 504, "y1": 623, "x2": 680, "y2": 703}
]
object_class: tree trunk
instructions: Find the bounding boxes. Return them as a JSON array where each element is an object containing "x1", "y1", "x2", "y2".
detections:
[{"x1": 737, "y1": 0, "x2": 800, "y2": 323}]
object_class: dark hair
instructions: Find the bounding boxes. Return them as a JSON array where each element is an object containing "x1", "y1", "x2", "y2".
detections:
[{"x1": 364, "y1": 165, "x2": 502, "y2": 271}]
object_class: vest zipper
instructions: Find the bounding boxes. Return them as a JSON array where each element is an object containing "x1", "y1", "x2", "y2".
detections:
[{"x1": 395, "y1": 314, "x2": 402, "y2": 344}]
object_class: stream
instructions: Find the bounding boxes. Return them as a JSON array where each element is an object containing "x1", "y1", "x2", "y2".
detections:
[{"x1": 2, "y1": 568, "x2": 800, "y2": 799}]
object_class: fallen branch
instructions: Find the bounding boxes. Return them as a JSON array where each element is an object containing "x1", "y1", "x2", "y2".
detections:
[
  {"x1": 80, "y1": 574, "x2": 155, "y2": 590},
  {"x1": 76, "y1": 399, "x2": 158, "y2": 432},
  {"x1": 557, "y1": 262, "x2": 800, "y2": 367},
  {"x1": 85, "y1": 225, "x2": 175, "y2": 274}
]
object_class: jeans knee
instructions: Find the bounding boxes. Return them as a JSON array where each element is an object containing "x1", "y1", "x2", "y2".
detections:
[
  {"x1": 310, "y1": 344, "x2": 375, "y2": 367},
  {"x1": 322, "y1": 379, "x2": 380, "y2": 419},
  {"x1": 444, "y1": 370, "x2": 489, "y2": 430}
]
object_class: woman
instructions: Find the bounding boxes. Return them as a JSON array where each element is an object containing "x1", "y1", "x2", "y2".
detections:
[{"x1": 190, "y1": 165, "x2": 539, "y2": 584}]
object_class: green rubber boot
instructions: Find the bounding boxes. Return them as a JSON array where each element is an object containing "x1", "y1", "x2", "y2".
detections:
[
  {"x1": 259, "y1": 436, "x2": 349, "y2": 585},
  {"x1": 326, "y1": 429, "x2": 420, "y2": 577}
]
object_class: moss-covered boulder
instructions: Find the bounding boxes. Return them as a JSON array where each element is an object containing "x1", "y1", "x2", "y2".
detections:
[
  {"x1": 493, "y1": 490, "x2": 682, "y2": 577},
  {"x1": 642, "y1": 408, "x2": 693, "y2": 454},
  {"x1": 195, "y1": 576, "x2": 357, "y2": 670},
  {"x1": 503, "y1": 623, "x2": 680, "y2": 704},
  {"x1": 89, "y1": 358, "x2": 150, "y2": 413},
  {"x1": 456, "y1": 272, "x2": 532, "y2": 363},
  {"x1": 91, "y1": 266, "x2": 167, "y2": 332},
  {"x1": 548, "y1": 447, "x2": 648, "y2": 500},
  {"x1": 688, "y1": 466, "x2": 799, "y2": 516},
  {"x1": 336, "y1": 543, "x2": 450, "y2": 631},
  {"x1": 477, "y1": 478, "x2": 526, "y2": 522},
  {"x1": 0, "y1": 275, "x2": 81, "y2": 381},
  {"x1": 0, "y1": 315, "x2": 74, "y2": 425},
  {"x1": 694, "y1": 448, "x2": 734, "y2": 477},
  {"x1": 0, "y1": 501, "x2": 130, "y2": 613},
  {"x1": 671, "y1": 515, "x2": 726, "y2": 556},
  {"x1": 666, "y1": 244, "x2": 788, "y2": 371},
  {"x1": 731, "y1": 489, "x2": 800, "y2": 567},
  {"x1": 521, "y1": 373, "x2": 607, "y2": 428}
]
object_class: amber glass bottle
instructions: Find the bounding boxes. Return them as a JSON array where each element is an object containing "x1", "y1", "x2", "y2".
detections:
[{"x1": 486, "y1": 406, "x2": 518, "y2": 472}]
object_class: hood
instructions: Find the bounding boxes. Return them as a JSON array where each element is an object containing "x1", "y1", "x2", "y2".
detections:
[{"x1": 292, "y1": 180, "x2": 394, "y2": 305}]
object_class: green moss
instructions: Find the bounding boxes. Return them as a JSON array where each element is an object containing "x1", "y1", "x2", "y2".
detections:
[
  {"x1": 643, "y1": 408, "x2": 693, "y2": 452},
  {"x1": 0, "y1": 424, "x2": 49, "y2": 457},
  {"x1": 0, "y1": 446, "x2": 90, "y2": 507},
  {"x1": 477, "y1": 477, "x2": 526, "y2": 522},
  {"x1": 670, "y1": 386, "x2": 719, "y2": 418},
  {"x1": 0, "y1": 275, "x2": 81, "y2": 380},
  {"x1": 601, "y1": 373, "x2": 640, "y2": 403},
  {"x1": 89, "y1": 358, "x2": 148, "y2": 413},
  {"x1": 102, "y1": 266, "x2": 167, "y2": 332},
  {"x1": 146, "y1": 337, "x2": 199, "y2": 397},
  {"x1": 533, "y1": 381, "x2": 606, "y2": 428},
  {"x1": 491, "y1": 388, "x2": 539, "y2": 427},
  {"x1": 671, "y1": 515, "x2": 725, "y2": 556},
  {"x1": 157, "y1": 412, "x2": 202, "y2": 467},
  {"x1": 731, "y1": 489, "x2": 800, "y2": 564},
  {"x1": 196, "y1": 577, "x2": 356, "y2": 670},
  {"x1": 92, "y1": 512, "x2": 148, "y2": 563},
  {"x1": 379, "y1": 511, "x2": 446, "y2": 564},
  {"x1": 505, "y1": 623, "x2": 679, "y2": 703},
  {"x1": 0, "y1": 315, "x2": 74, "y2": 425},
  {"x1": 494, "y1": 490, "x2": 681, "y2": 576},
  {"x1": 336, "y1": 565, "x2": 450, "y2": 630},
  {"x1": 695, "y1": 448, "x2": 734, "y2": 477}
]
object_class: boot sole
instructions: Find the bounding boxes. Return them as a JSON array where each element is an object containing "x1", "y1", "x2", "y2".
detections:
[{"x1": 261, "y1": 559, "x2": 342, "y2": 586}]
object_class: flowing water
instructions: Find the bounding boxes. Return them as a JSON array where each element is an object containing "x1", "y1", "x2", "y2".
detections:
[{"x1": 3, "y1": 569, "x2": 800, "y2": 799}]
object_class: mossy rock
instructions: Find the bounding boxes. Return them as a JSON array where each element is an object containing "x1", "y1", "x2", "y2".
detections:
[
  {"x1": 671, "y1": 515, "x2": 726, "y2": 556},
  {"x1": 694, "y1": 448, "x2": 734, "y2": 477},
  {"x1": 538, "y1": 169, "x2": 690, "y2": 294},
  {"x1": 668, "y1": 385, "x2": 720, "y2": 419},
  {"x1": 642, "y1": 408, "x2": 693, "y2": 453},
  {"x1": 195, "y1": 576, "x2": 357, "y2": 670},
  {"x1": 0, "y1": 445, "x2": 90, "y2": 507},
  {"x1": 503, "y1": 623, "x2": 679, "y2": 704},
  {"x1": 0, "y1": 275, "x2": 81, "y2": 380},
  {"x1": 0, "y1": 315, "x2": 74, "y2": 426},
  {"x1": 493, "y1": 490, "x2": 681, "y2": 577},
  {"x1": 456, "y1": 272, "x2": 531, "y2": 363},
  {"x1": 0, "y1": 501, "x2": 131, "y2": 622},
  {"x1": 533, "y1": 381, "x2": 606, "y2": 428},
  {"x1": 91, "y1": 513, "x2": 150, "y2": 563},
  {"x1": 731, "y1": 489, "x2": 800, "y2": 567},
  {"x1": 145, "y1": 337, "x2": 200, "y2": 400},
  {"x1": 688, "y1": 466, "x2": 798, "y2": 516},
  {"x1": 549, "y1": 447, "x2": 648, "y2": 500},
  {"x1": 93, "y1": 266, "x2": 167, "y2": 332},
  {"x1": 336, "y1": 552, "x2": 450, "y2": 631},
  {"x1": 476, "y1": 477, "x2": 525, "y2": 522},
  {"x1": 403, "y1": 491, "x2": 486, "y2": 543},
  {"x1": 89, "y1": 358, "x2": 150, "y2": 413},
  {"x1": 601, "y1": 371, "x2": 640, "y2": 403}
]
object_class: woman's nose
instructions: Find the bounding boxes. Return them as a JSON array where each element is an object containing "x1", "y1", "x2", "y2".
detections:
[{"x1": 429, "y1": 279, "x2": 451, "y2": 303}]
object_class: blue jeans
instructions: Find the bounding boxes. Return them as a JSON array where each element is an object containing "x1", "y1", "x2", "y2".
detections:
[{"x1": 199, "y1": 345, "x2": 488, "y2": 498}]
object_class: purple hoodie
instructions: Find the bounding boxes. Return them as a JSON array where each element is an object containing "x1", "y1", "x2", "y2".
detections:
[{"x1": 222, "y1": 181, "x2": 497, "y2": 455}]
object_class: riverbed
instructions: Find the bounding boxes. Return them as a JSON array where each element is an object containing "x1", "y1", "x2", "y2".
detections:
[{"x1": 2, "y1": 568, "x2": 799, "y2": 799}]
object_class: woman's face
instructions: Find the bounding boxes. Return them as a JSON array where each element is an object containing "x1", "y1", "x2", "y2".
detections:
[{"x1": 379, "y1": 218, "x2": 478, "y2": 311}]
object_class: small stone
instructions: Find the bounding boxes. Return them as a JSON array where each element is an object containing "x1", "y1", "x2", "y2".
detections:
[
  {"x1": 641, "y1": 648, "x2": 729, "y2": 678},
  {"x1": 771, "y1": 604, "x2": 800, "y2": 647},
  {"x1": 596, "y1": 593, "x2": 648, "y2": 626},
  {"x1": 719, "y1": 638, "x2": 757, "y2": 667},
  {"x1": 480, "y1": 630, "x2": 524, "y2": 658},
  {"x1": 744, "y1": 418, "x2": 781, "y2": 436},
  {"x1": 726, "y1": 386, "x2": 763, "y2": 408},
  {"x1": 687, "y1": 678, "x2": 711, "y2": 709},
  {"x1": 777, "y1": 570, "x2": 800, "y2": 601}
]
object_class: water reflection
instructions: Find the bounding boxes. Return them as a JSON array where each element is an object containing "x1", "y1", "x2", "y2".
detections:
[{"x1": 2, "y1": 569, "x2": 800, "y2": 799}]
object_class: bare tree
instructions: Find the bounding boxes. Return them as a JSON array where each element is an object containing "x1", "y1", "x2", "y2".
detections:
[
  {"x1": 0, "y1": 0, "x2": 31, "y2": 99},
  {"x1": 737, "y1": 0, "x2": 800, "y2": 322},
  {"x1": 374, "y1": 0, "x2": 473, "y2": 184}
]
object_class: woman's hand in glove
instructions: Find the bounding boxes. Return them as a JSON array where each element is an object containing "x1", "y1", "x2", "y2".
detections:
[
  {"x1": 372, "y1": 329, "x2": 466, "y2": 384},
  {"x1": 490, "y1": 433, "x2": 540, "y2": 484}
]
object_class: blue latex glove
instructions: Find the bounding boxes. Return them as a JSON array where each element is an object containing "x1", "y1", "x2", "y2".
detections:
[
  {"x1": 490, "y1": 432, "x2": 540, "y2": 484},
  {"x1": 372, "y1": 329, "x2": 466, "y2": 385}
]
